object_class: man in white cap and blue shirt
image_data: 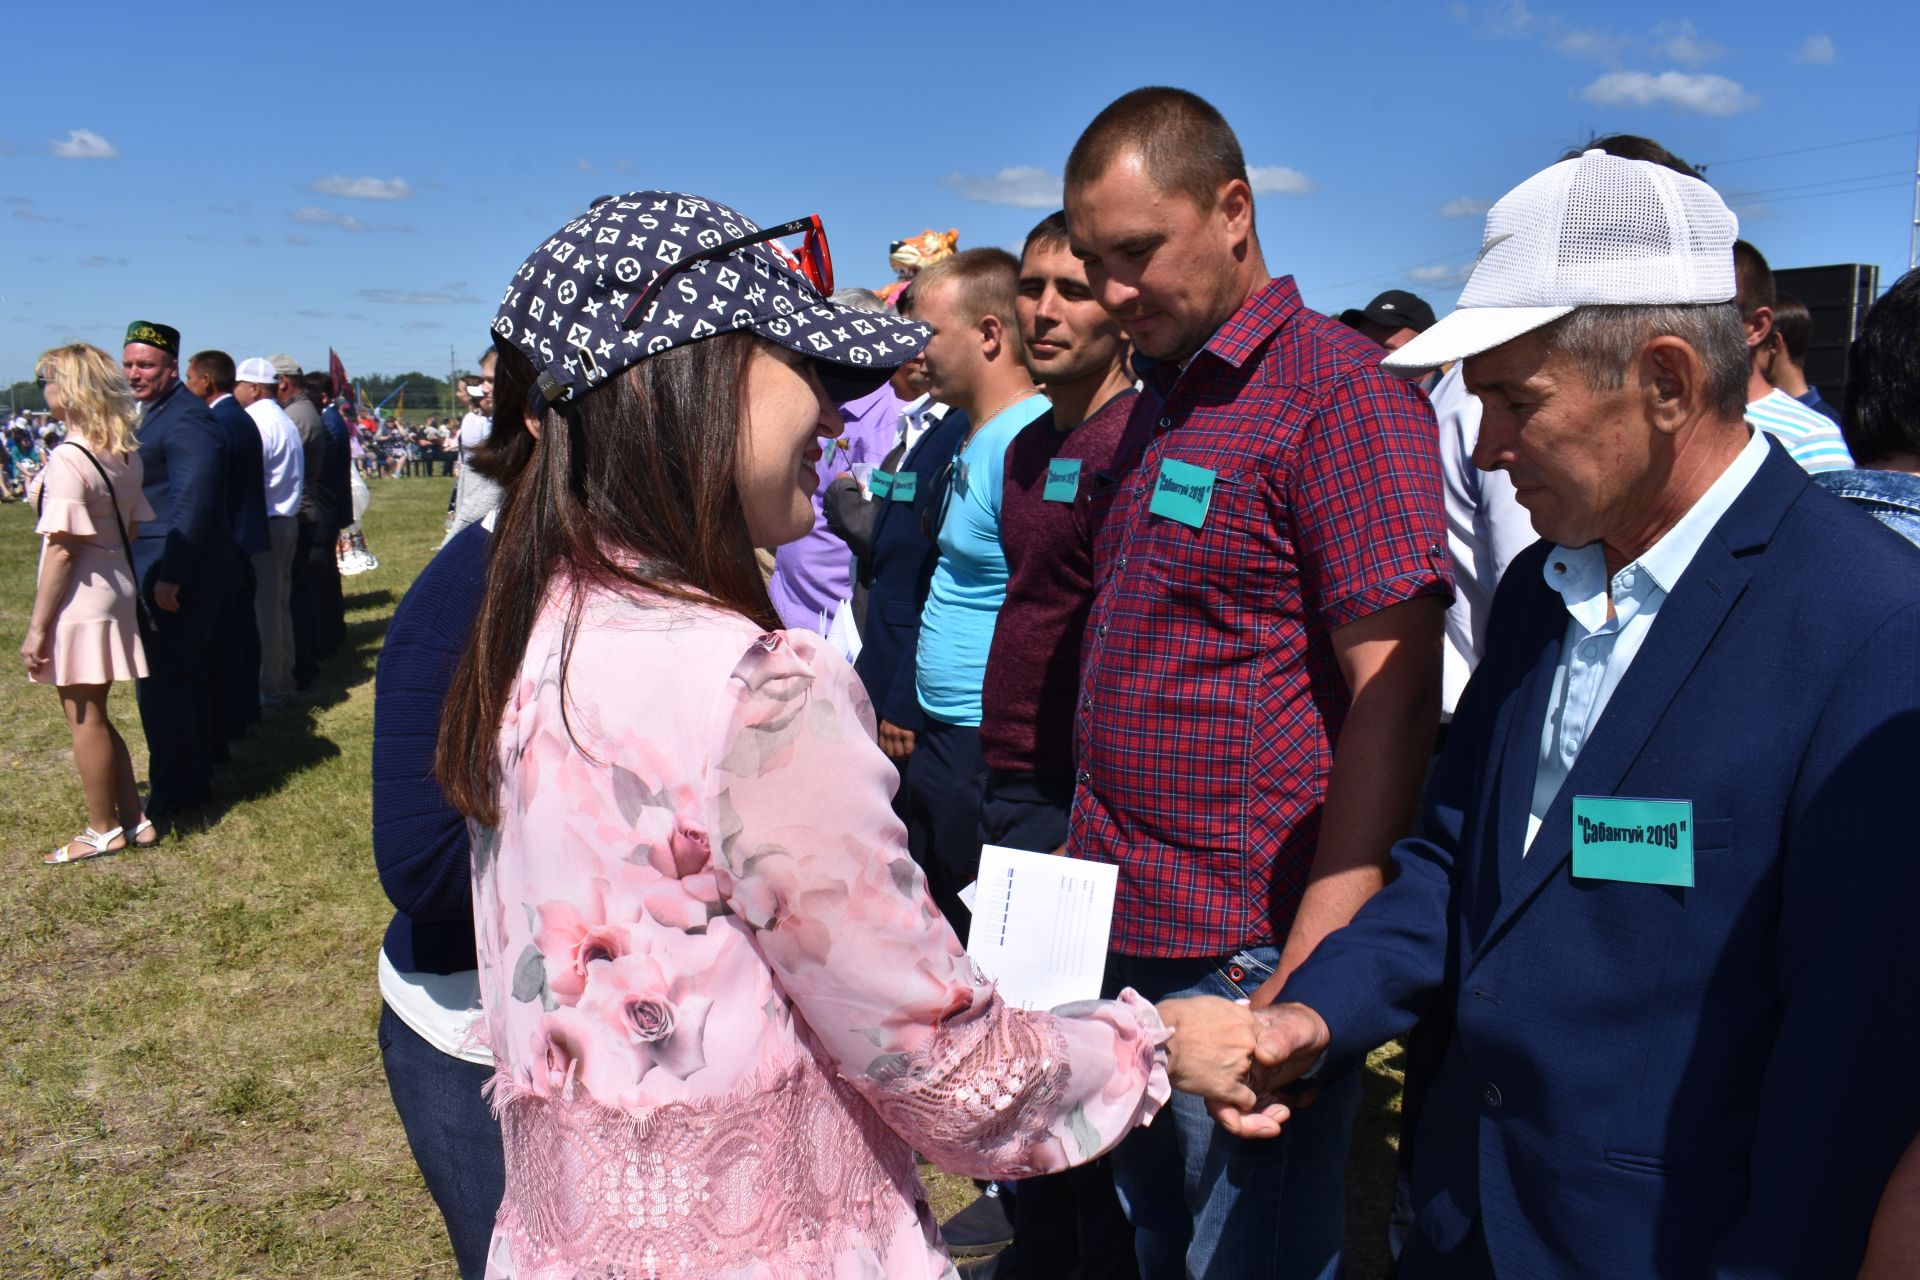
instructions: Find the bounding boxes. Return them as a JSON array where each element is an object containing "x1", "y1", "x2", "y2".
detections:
[{"x1": 1239, "y1": 150, "x2": 1920, "y2": 1276}]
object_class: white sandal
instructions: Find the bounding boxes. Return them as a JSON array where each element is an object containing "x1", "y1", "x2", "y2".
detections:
[
  {"x1": 44, "y1": 826, "x2": 125, "y2": 865},
  {"x1": 128, "y1": 818, "x2": 157, "y2": 847}
]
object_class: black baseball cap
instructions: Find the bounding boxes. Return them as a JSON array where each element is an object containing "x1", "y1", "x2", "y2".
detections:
[
  {"x1": 493, "y1": 190, "x2": 929, "y2": 410},
  {"x1": 1343, "y1": 289, "x2": 1437, "y2": 334}
]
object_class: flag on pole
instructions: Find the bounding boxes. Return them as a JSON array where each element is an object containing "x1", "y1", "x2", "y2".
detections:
[{"x1": 329, "y1": 348, "x2": 357, "y2": 418}]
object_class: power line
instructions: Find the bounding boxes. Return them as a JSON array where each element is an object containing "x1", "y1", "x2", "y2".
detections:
[
  {"x1": 1699, "y1": 130, "x2": 1916, "y2": 170},
  {"x1": 1737, "y1": 180, "x2": 1912, "y2": 206},
  {"x1": 1724, "y1": 170, "x2": 1911, "y2": 199}
]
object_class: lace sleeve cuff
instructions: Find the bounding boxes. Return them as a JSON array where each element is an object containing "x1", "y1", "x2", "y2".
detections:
[{"x1": 1108, "y1": 987, "x2": 1174, "y2": 1125}]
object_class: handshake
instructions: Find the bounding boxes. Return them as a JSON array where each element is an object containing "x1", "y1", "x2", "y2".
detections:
[{"x1": 1156, "y1": 997, "x2": 1333, "y2": 1139}]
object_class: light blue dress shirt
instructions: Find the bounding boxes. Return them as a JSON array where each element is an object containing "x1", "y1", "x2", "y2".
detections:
[{"x1": 1525, "y1": 428, "x2": 1771, "y2": 852}]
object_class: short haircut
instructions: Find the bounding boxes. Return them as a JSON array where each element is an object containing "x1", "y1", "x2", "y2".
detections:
[
  {"x1": 1023, "y1": 211, "x2": 1070, "y2": 260},
  {"x1": 1538, "y1": 303, "x2": 1750, "y2": 421},
  {"x1": 830, "y1": 287, "x2": 888, "y2": 314},
  {"x1": 1064, "y1": 86, "x2": 1248, "y2": 210},
  {"x1": 1771, "y1": 292, "x2": 1813, "y2": 363},
  {"x1": 913, "y1": 247, "x2": 1022, "y2": 337},
  {"x1": 1734, "y1": 240, "x2": 1774, "y2": 321},
  {"x1": 302, "y1": 371, "x2": 333, "y2": 403},
  {"x1": 189, "y1": 349, "x2": 237, "y2": 393},
  {"x1": 1841, "y1": 268, "x2": 1920, "y2": 466},
  {"x1": 1562, "y1": 133, "x2": 1703, "y2": 180}
]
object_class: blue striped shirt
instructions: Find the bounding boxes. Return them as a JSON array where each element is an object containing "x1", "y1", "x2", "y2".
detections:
[{"x1": 1744, "y1": 389, "x2": 1852, "y2": 474}]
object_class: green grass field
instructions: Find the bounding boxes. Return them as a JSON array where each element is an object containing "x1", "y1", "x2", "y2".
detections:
[{"x1": 0, "y1": 475, "x2": 1405, "y2": 1278}]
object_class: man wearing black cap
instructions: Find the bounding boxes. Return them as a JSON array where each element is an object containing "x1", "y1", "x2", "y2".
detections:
[
  {"x1": 1338, "y1": 289, "x2": 1438, "y2": 354},
  {"x1": 124, "y1": 321, "x2": 231, "y2": 819}
]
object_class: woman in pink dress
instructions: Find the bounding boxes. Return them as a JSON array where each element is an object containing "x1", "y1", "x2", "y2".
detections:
[
  {"x1": 22, "y1": 343, "x2": 159, "y2": 864},
  {"x1": 435, "y1": 192, "x2": 1275, "y2": 1279}
]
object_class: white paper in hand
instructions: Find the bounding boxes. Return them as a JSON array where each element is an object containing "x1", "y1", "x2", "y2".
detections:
[{"x1": 964, "y1": 844, "x2": 1118, "y2": 1011}]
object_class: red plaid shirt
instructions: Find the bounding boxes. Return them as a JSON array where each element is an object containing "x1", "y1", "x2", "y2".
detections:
[{"x1": 1069, "y1": 277, "x2": 1451, "y2": 957}]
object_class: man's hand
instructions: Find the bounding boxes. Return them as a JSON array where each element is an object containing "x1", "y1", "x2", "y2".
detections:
[
  {"x1": 1207, "y1": 1002, "x2": 1332, "y2": 1138},
  {"x1": 877, "y1": 719, "x2": 916, "y2": 759},
  {"x1": 154, "y1": 581, "x2": 183, "y2": 612},
  {"x1": 1157, "y1": 996, "x2": 1289, "y2": 1139}
]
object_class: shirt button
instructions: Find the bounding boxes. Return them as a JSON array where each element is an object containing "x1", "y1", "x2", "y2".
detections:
[
  {"x1": 1081, "y1": 695, "x2": 1092, "y2": 710},
  {"x1": 1483, "y1": 1082, "x2": 1503, "y2": 1109},
  {"x1": 1580, "y1": 642, "x2": 1598, "y2": 659},
  {"x1": 1097, "y1": 623, "x2": 1108, "y2": 637},
  {"x1": 1117, "y1": 555, "x2": 1128, "y2": 569},
  {"x1": 1618, "y1": 570, "x2": 1636, "y2": 590},
  {"x1": 1159, "y1": 417, "x2": 1172, "y2": 428},
  {"x1": 1134, "y1": 485, "x2": 1143, "y2": 496},
  {"x1": 1076, "y1": 769, "x2": 1090, "y2": 785}
]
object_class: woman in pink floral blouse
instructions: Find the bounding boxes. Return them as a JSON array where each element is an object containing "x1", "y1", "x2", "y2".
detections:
[{"x1": 437, "y1": 193, "x2": 1272, "y2": 1280}]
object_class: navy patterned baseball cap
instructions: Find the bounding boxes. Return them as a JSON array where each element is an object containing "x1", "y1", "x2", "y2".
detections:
[{"x1": 494, "y1": 190, "x2": 928, "y2": 408}]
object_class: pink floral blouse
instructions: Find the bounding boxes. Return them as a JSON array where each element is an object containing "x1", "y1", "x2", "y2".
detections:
[{"x1": 473, "y1": 586, "x2": 1171, "y2": 1279}]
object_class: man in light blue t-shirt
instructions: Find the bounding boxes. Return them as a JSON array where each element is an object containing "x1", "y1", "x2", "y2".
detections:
[{"x1": 904, "y1": 248, "x2": 1049, "y2": 928}]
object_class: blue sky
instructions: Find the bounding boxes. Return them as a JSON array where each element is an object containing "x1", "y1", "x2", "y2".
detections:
[{"x1": 5, "y1": 0, "x2": 1916, "y2": 383}]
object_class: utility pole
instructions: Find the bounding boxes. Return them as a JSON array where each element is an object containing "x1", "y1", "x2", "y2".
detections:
[{"x1": 1909, "y1": 113, "x2": 1919, "y2": 271}]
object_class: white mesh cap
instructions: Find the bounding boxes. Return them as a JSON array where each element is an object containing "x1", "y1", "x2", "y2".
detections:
[{"x1": 1383, "y1": 150, "x2": 1739, "y2": 372}]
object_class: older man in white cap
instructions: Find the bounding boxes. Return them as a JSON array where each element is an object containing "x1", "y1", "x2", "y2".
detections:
[
  {"x1": 1242, "y1": 151, "x2": 1920, "y2": 1277},
  {"x1": 235, "y1": 357, "x2": 304, "y2": 702}
]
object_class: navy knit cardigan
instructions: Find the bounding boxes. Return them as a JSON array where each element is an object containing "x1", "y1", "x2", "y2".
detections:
[{"x1": 372, "y1": 521, "x2": 489, "y2": 973}]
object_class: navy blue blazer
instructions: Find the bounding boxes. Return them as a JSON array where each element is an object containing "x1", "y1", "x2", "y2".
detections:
[
  {"x1": 209, "y1": 394, "x2": 269, "y2": 558},
  {"x1": 320, "y1": 405, "x2": 353, "y2": 531},
  {"x1": 853, "y1": 409, "x2": 968, "y2": 732},
  {"x1": 1284, "y1": 440, "x2": 1920, "y2": 1278},
  {"x1": 133, "y1": 378, "x2": 231, "y2": 596}
]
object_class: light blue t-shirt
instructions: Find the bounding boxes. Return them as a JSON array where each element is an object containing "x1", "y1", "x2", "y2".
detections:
[{"x1": 915, "y1": 393, "x2": 1052, "y2": 725}]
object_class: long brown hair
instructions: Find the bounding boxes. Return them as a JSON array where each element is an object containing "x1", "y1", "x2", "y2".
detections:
[{"x1": 436, "y1": 331, "x2": 775, "y2": 824}]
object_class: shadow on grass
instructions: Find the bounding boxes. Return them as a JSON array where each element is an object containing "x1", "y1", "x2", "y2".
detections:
[{"x1": 177, "y1": 610, "x2": 390, "y2": 828}]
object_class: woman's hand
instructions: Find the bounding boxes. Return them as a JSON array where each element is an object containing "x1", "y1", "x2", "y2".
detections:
[
  {"x1": 1156, "y1": 995, "x2": 1279, "y2": 1134},
  {"x1": 20, "y1": 625, "x2": 51, "y2": 673}
]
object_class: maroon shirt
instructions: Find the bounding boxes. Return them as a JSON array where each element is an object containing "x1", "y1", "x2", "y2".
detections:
[{"x1": 979, "y1": 389, "x2": 1138, "y2": 775}]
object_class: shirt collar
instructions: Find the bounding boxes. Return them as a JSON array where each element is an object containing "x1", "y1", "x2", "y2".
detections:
[
  {"x1": 1542, "y1": 426, "x2": 1770, "y2": 626},
  {"x1": 1135, "y1": 275, "x2": 1303, "y2": 397}
]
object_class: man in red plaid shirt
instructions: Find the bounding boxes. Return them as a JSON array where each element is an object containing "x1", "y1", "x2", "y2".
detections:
[{"x1": 1064, "y1": 87, "x2": 1453, "y2": 1279}]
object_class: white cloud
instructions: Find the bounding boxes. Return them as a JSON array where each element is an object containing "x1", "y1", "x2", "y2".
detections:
[
  {"x1": 575, "y1": 159, "x2": 596, "y2": 173},
  {"x1": 1652, "y1": 20, "x2": 1723, "y2": 65},
  {"x1": 286, "y1": 233, "x2": 314, "y2": 246},
  {"x1": 1793, "y1": 34, "x2": 1837, "y2": 64},
  {"x1": 1439, "y1": 196, "x2": 1491, "y2": 219},
  {"x1": 1487, "y1": 0, "x2": 1537, "y2": 36},
  {"x1": 290, "y1": 207, "x2": 413, "y2": 234},
  {"x1": 358, "y1": 287, "x2": 481, "y2": 305},
  {"x1": 1554, "y1": 29, "x2": 1630, "y2": 62},
  {"x1": 306, "y1": 175, "x2": 412, "y2": 200},
  {"x1": 49, "y1": 129, "x2": 118, "y2": 159},
  {"x1": 938, "y1": 166, "x2": 1062, "y2": 209},
  {"x1": 1409, "y1": 262, "x2": 1474, "y2": 285},
  {"x1": 1580, "y1": 70, "x2": 1759, "y2": 116},
  {"x1": 1248, "y1": 165, "x2": 1317, "y2": 196}
]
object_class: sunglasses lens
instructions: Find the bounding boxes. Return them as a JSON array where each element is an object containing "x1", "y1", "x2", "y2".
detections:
[{"x1": 802, "y1": 222, "x2": 833, "y2": 294}]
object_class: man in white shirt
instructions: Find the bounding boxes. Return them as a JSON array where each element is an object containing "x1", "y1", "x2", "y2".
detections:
[
  {"x1": 447, "y1": 349, "x2": 500, "y2": 538},
  {"x1": 235, "y1": 357, "x2": 304, "y2": 701},
  {"x1": 1735, "y1": 239, "x2": 1853, "y2": 473}
]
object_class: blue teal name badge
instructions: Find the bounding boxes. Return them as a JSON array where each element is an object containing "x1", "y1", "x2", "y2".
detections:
[
  {"x1": 1571, "y1": 796, "x2": 1694, "y2": 887},
  {"x1": 1149, "y1": 458, "x2": 1216, "y2": 528},
  {"x1": 1044, "y1": 457, "x2": 1082, "y2": 503},
  {"x1": 869, "y1": 469, "x2": 894, "y2": 500},
  {"x1": 890, "y1": 470, "x2": 918, "y2": 502}
]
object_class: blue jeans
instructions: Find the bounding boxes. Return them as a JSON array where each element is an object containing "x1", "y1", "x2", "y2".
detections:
[
  {"x1": 1108, "y1": 946, "x2": 1361, "y2": 1280},
  {"x1": 378, "y1": 1002, "x2": 505, "y2": 1280}
]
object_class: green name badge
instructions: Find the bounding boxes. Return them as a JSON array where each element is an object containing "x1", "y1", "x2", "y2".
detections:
[
  {"x1": 1149, "y1": 458, "x2": 1216, "y2": 528},
  {"x1": 869, "y1": 469, "x2": 894, "y2": 500},
  {"x1": 890, "y1": 470, "x2": 918, "y2": 502},
  {"x1": 1571, "y1": 796, "x2": 1694, "y2": 887},
  {"x1": 1044, "y1": 457, "x2": 1082, "y2": 503}
]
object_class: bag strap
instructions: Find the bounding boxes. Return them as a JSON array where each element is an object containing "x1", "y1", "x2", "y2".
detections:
[{"x1": 57, "y1": 442, "x2": 140, "y2": 565}]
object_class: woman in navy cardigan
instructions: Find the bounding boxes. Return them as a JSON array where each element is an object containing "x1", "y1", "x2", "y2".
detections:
[{"x1": 371, "y1": 518, "x2": 499, "y2": 1278}]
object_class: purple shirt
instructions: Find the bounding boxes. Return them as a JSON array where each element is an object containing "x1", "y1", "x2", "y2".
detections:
[{"x1": 769, "y1": 381, "x2": 903, "y2": 632}]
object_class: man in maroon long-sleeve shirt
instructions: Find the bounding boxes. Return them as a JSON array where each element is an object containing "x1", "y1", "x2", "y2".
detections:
[{"x1": 976, "y1": 210, "x2": 1142, "y2": 1280}]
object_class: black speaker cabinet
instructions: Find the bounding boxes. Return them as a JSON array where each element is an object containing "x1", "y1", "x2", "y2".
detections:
[{"x1": 1773, "y1": 263, "x2": 1880, "y2": 407}]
